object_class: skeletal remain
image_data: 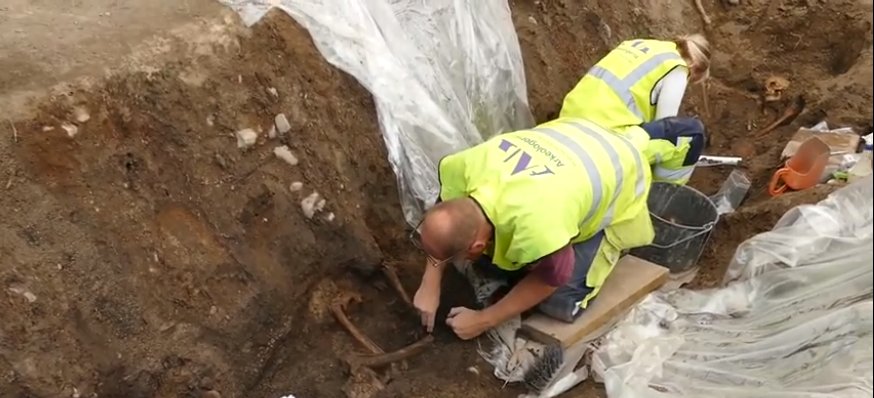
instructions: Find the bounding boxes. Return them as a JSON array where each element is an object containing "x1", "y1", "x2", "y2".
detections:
[
  {"x1": 763, "y1": 75, "x2": 790, "y2": 103},
  {"x1": 694, "y1": 0, "x2": 712, "y2": 25},
  {"x1": 343, "y1": 366, "x2": 385, "y2": 398},
  {"x1": 331, "y1": 291, "x2": 385, "y2": 355},
  {"x1": 755, "y1": 95, "x2": 806, "y2": 137},
  {"x1": 345, "y1": 335, "x2": 434, "y2": 369},
  {"x1": 701, "y1": 80, "x2": 711, "y2": 118},
  {"x1": 381, "y1": 263, "x2": 412, "y2": 307}
]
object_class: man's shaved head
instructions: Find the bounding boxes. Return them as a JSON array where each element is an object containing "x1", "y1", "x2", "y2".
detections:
[{"x1": 420, "y1": 198, "x2": 484, "y2": 260}]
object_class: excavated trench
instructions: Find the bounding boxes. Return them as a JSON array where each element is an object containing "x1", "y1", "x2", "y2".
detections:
[{"x1": 0, "y1": 1, "x2": 871, "y2": 397}]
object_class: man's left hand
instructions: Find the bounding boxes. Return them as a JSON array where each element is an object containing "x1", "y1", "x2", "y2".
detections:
[{"x1": 446, "y1": 306, "x2": 492, "y2": 340}]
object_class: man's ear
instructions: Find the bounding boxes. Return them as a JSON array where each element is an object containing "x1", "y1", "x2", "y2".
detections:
[{"x1": 469, "y1": 239, "x2": 487, "y2": 253}]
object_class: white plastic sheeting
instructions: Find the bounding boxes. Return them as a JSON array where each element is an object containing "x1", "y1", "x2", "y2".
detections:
[
  {"x1": 218, "y1": 0, "x2": 534, "y2": 226},
  {"x1": 593, "y1": 176, "x2": 874, "y2": 398}
]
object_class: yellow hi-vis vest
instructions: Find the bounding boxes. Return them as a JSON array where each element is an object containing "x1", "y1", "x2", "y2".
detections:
[
  {"x1": 648, "y1": 137, "x2": 696, "y2": 185},
  {"x1": 438, "y1": 118, "x2": 654, "y2": 286},
  {"x1": 559, "y1": 39, "x2": 687, "y2": 139}
]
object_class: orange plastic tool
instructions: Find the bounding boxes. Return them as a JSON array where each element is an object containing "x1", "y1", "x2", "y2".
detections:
[{"x1": 768, "y1": 137, "x2": 830, "y2": 197}]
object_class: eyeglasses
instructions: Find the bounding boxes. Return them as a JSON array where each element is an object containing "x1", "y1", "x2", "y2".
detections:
[{"x1": 409, "y1": 221, "x2": 458, "y2": 268}]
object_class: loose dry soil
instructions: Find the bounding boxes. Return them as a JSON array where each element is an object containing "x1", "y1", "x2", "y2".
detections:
[{"x1": 1, "y1": 0, "x2": 871, "y2": 397}]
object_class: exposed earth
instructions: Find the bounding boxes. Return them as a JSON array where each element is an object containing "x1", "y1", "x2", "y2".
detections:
[{"x1": 1, "y1": 0, "x2": 871, "y2": 397}]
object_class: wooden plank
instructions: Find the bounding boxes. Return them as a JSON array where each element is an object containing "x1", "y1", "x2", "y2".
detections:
[{"x1": 521, "y1": 255, "x2": 669, "y2": 348}]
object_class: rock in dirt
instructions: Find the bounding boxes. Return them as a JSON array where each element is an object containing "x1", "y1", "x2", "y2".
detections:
[
  {"x1": 289, "y1": 181, "x2": 303, "y2": 192},
  {"x1": 73, "y1": 106, "x2": 90, "y2": 123},
  {"x1": 301, "y1": 191, "x2": 323, "y2": 219},
  {"x1": 8, "y1": 286, "x2": 36, "y2": 303},
  {"x1": 267, "y1": 125, "x2": 277, "y2": 138},
  {"x1": 61, "y1": 122, "x2": 78, "y2": 138},
  {"x1": 275, "y1": 113, "x2": 292, "y2": 134},
  {"x1": 273, "y1": 145, "x2": 299, "y2": 166},
  {"x1": 266, "y1": 87, "x2": 279, "y2": 98},
  {"x1": 235, "y1": 128, "x2": 258, "y2": 148},
  {"x1": 214, "y1": 153, "x2": 229, "y2": 170}
]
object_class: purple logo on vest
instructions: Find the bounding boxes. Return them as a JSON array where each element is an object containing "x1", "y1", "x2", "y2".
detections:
[{"x1": 498, "y1": 139, "x2": 558, "y2": 177}]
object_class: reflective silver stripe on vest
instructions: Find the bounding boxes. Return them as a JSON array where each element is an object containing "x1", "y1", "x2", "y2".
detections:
[
  {"x1": 533, "y1": 127, "x2": 603, "y2": 224},
  {"x1": 654, "y1": 165, "x2": 694, "y2": 183},
  {"x1": 587, "y1": 52, "x2": 683, "y2": 120},
  {"x1": 566, "y1": 122, "x2": 647, "y2": 230},
  {"x1": 533, "y1": 122, "x2": 646, "y2": 231}
]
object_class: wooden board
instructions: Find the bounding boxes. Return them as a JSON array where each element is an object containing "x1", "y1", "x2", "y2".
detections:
[{"x1": 521, "y1": 255, "x2": 669, "y2": 348}]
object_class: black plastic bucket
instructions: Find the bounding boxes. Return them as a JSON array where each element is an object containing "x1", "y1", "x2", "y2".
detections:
[{"x1": 630, "y1": 182, "x2": 719, "y2": 273}]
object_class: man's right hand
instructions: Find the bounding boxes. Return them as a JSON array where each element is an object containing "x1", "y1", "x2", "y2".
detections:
[{"x1": 413, "y1": 282, "x2": 440, "y2": 332}]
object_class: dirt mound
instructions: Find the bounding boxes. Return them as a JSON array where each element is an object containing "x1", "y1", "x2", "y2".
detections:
[{"x1": 1, "y1": 1, "x2": 871, "y2": 397}]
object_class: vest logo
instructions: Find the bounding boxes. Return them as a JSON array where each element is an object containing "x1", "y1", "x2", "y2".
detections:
[
  {"x1": 629, "y1": 40, "x2": 650, "y2": 53},
  {"x1": 617, "y1": 40, "x2": 651, "y2": 59},
  {"x1": 498, "y1": 138, "x2": 564, "y2": 177}
]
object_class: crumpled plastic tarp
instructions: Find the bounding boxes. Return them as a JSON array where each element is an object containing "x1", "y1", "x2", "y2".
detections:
[
  {"x1": 218, "y1": 0, "x2": 534, "y2": 226},
  {"x1": 593, "y1": 175, "x2": 874, "y2": 398}
]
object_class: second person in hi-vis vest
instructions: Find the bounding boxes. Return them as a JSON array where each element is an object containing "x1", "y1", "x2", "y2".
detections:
[
  {"x1": 560, "y1": 34, "x2": 712, "y2": 185},
  {"x1": 410, "y1": 117, "x2": 654, "y2": 340}
]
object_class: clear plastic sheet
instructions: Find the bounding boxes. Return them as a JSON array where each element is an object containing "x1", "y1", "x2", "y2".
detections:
[
  {"x1": 593, "y1": 175, "x2": 874, "y2": 398},
  {"x1": 710, "y1": 169, "x2": 751, "y2": 215},
  {"x1": 217, "y1": 0, "x2": 534, "y2": 226}
]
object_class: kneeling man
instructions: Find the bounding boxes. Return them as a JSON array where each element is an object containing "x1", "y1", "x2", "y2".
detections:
[{"x1": 412, "y1": 118, "x2": 655, "y2": 340}]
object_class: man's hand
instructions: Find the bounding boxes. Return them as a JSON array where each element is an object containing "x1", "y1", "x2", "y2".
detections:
[
  {"x1": 413, "y1": 283, "x2": 440, "y2": 332},
  {"x1": 445, "y1": 307, "x2": 493, "y2": 340}
]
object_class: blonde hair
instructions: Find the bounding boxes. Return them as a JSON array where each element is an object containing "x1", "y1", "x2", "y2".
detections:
[{"x1": 675, "y1": 33, "x2": 711, "y2": 83}]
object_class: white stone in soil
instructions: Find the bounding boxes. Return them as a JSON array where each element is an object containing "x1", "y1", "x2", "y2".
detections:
[
  {"x1": 235, "y1": 128, "x2": 258, "y2": 148},
  {"x1": 275, "y1": 113, "x2": 291, "y2": 134},
  {"x1": 301, "y1": 192, "x2": 321, "y2": 219},
  {"x1": 289, "y1": 181, "x2": 303, "y2": 192},
  {"x1": 61, "y1": 122, "x2": 78, "y2": 138},
  {"x1": 7, "y1": 286, "x2": 36, "y2": 303},
  {"x1": 273, "y1": 145, "x2": 299, "y2": 166},
  {"x1": 73, "y1": 106, "x2": 90, "y2": 123}
]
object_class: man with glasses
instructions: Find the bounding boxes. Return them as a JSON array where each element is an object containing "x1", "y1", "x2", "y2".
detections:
[{"x1": 411, "y1": 117, "x2": 656, "y2": 340}]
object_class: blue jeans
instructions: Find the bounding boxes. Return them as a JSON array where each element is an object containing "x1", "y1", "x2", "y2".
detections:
[{"x1": 473, "y1": 231, "x2": 605, "y2": 323}]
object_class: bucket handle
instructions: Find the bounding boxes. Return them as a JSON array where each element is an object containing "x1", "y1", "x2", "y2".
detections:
[{"x1": 646, "y1": 220, "x2": 717, "y2": 249}]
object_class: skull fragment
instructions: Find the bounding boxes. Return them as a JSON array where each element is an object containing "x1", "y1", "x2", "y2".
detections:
[{"x1": 763, "y1": 75, "x2": 790, "y2": 102}]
